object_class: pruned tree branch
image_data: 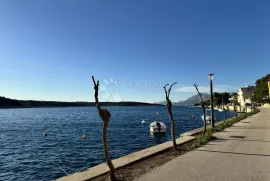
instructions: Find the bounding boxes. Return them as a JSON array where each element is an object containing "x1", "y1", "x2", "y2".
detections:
[
  {"x1": 92, "y1": 76, "x2": 117, "y2": 181},
  {"x1": 168, "y1": 82, "x2": 177, "y2": 98},
  {"x1": 194, "y1": 82, "x2": 207, "y2": 137},
  {"x1": 92, "y1": 76, "x2": 112, "y2": 122},
  {"x1": 164, "y1": 82, "x2": 178, "y2": 150},
  {"x1": 194, "y1": 83, "x2": 203, "y2": 104},
  {"x1": 92, "y1": 76, "x2": 101, "y2": 109},
  {"x1": 164, "y1": 84, "x2": 169, "y2": 99}
]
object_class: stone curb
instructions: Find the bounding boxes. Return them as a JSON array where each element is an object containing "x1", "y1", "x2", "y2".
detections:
[{"x1": 180, "y1": 118, "x2": 235, "y2": 137}]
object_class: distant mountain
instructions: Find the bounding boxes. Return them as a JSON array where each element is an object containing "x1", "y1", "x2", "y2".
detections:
[
  {"x1": 174, "y1": 93, "x2": 210, "y2": 106},
  {"x1": 0, "y1": 96, "x2": 163, "y2": 109},
  {"x1": 155, "y1": 93, "x2": 210, "y2": 106}
]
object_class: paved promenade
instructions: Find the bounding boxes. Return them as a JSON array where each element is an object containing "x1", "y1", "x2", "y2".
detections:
[{"x1": 136, "y1": 108, "x2": 270, "y2": 181}]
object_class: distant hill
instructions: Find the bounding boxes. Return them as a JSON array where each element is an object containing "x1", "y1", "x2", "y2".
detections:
[
  {"x1": 0, "y1": 96, "x2": 163, "y2": 109},
  {"x1": 153, "y1": 101, "x2": 167, "y2": 105},
  {"x1": 174, "y1": 93, "x2": 210, "y2": 106},
  {"x1": 155, "y1": 93, "x2": 210, "y2": 106}
]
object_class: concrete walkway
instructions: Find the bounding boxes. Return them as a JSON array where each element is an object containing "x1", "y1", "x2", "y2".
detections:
[{"x1": 136, "y1": 108, "x2": 270, "y2": 181}]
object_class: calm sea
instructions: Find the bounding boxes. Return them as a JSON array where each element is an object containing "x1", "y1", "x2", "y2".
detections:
[{"x1": 0, "y1": 106, "x2": 235, "y2": 181}]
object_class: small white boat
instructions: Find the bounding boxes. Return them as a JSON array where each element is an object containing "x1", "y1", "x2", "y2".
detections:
[
  {"x1": 149, "y1": 113, "x2": 166, "y2": 133},
  {"x1": 214, "y1": 107, "x2": 222, "y2": 111},
  {"x1": 150, "y1": 121, "x2": 166, "y2": 133},
  {"x1": 201, "y1": 115, "x2": 211, "y2": 124},
  {"x1": 142, "y1": 120, "x2": 147, "y2": 124},
  {"x1": 201, "y1": 109, "x2": 215, "y2": 124},
  {"x1": 207, "y1": 108, "x2": 223, "y2": 112}
]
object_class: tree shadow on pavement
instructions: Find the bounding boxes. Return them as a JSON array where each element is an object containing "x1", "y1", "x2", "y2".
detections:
[
  {"x1": 196, "y1": 149, "x2": 270, "y2": 157},
  {"x1": 229, "y1": 126, "x2": 270, "y2": 129},
  {"x1": 211, "y1": 138, "x2": 270, "y2": 143}
]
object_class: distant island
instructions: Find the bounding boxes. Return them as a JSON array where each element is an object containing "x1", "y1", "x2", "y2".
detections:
[{"x1": 0, "y1": 96, "x2": 163, "y2": 109}]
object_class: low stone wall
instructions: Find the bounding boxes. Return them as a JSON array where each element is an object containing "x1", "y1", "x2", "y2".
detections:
[{"x1": 56, "y1": 135, "x2": 195, "y2": 181}]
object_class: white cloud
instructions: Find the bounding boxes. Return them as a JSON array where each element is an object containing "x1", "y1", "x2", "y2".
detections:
[{"x1": 173, "y1": 85, "x2": 238, "y2": 93}]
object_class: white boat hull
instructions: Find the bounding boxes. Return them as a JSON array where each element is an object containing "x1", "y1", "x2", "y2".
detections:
[
  {"x1": 149, "y1": 121, "x2": 166, "y2": 133},
  {"x1": 201, "y1": 115, "x2": 212, "y2": 124},
  {"x1": 150, "y1": 127, "x2": 166, "y2": 133}
]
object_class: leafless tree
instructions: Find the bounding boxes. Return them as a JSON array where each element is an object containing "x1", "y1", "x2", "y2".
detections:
[
  {"x1": 239, "y1": 104, "x2": 242, "y2": 113},
  {"x1": 223, "y1": 106, "x2": 227, "y2": 120},
  {"x1": 164, "y1": 82, "x2": 177, "y2": 150},
  {"x1": 194, "y1": 83, "x2": 207, "y2": 137},
  {"x1": 245, "y1": 103, "x2": 248, "y2": 113},
  {"x1": 92, "y1": 76, "x2": 117, "y2": 181}
]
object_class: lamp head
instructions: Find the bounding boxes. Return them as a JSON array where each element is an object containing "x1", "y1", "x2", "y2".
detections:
[{"x1": 208, "y1": 74, "x2": 214, "y2": 80}]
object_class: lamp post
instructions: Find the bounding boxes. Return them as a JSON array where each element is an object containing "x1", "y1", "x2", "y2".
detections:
[
  {"x1": 268, "y1": 78, "x2": 270, "y2": 104},
  {"x1": 208, "y1": 74, "x2": 215, "y2": 128}
]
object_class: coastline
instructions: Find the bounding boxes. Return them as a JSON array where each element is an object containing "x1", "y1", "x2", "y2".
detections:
[
  {"x1": 0, "y1": 104, "x2": 164, "y2": 109},
  {"x1": 0, "y1": 96, "x2": 164, "y2": 109}
]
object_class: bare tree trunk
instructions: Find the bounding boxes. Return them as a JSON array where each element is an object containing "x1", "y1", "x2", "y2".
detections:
[
  {"x1": 234, "y1": 105, "x2": 238, "y2": 118},
  {"x1": 103, "y1": 121, "x2": 117, "y2": 181},
  {"x1": 164, "y1": 82, "x2": 177, "y2": 150},
  {"x1": 92, "y1": 76, "x2": 117, "y2": 181},
  {"x1": 239, "y1": 105, "x2": 242, "y2": 113},
  {"x1": 167, "y1": 103, "x2": 177, "y2": 149},
  {"x1": 202, "y1": 105, "x2": 206, "y2": 136},
  {"x1": 194, "y1": 83, "x2": 207, "y2": 137}
]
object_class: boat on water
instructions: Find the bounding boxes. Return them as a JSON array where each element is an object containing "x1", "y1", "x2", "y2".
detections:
[
  {"x1": 217, "y1": 95, "x2": 225, "y2": 112},
  {"x1": 201, "y1": 109, "x2": 215, "y2": 124},
  {"x1": 149, "y1": 113, "x2": 166, "y2": 133},
  {"x1": 209, "y1": 108, "x2": 223, "y2": 112},
  {"x1": 201, "y1": 115, "x2": 211, "y2": 124}
]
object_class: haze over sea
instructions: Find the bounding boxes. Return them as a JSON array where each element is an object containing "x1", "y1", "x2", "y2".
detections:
[{"x1": 0, "y1": 106, "x2": 235, "y2": 181}]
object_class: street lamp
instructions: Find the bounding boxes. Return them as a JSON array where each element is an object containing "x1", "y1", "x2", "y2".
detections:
[
  {"x1": 268, "y1": 78, "x2": 270, "y2": 104},
  {"x1": 208, "y1": 74, "x2": 215, "y2": 128}
]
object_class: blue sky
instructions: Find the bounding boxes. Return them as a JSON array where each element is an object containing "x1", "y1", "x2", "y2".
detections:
[{"x1": 0, "y1": 0, "x2": 269, "y2": 103}]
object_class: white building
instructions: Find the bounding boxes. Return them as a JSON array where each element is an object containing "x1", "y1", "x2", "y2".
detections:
[{"x1": 237, "y1": 86, "x2": 256, "y2": 107}]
